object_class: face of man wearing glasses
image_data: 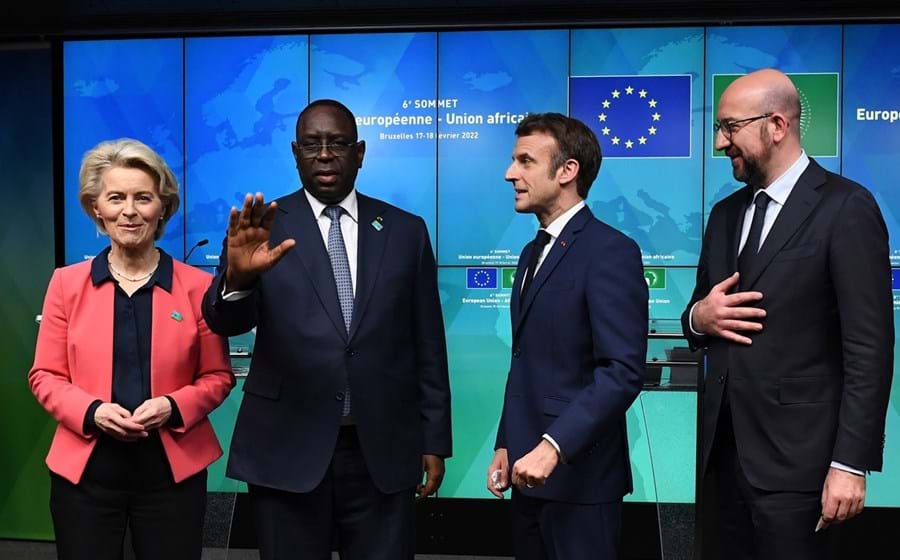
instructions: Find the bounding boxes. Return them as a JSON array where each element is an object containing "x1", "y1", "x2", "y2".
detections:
[
  {"x1": 714, "y1": 86, "x2": 774, "y2": 188},
  {"x1": 292, "y1": 104, "x2": 366, "y2": 204}
]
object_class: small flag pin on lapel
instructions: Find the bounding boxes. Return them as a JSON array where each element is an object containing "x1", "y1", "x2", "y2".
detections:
[
  {"x1": 171, "y1": 311, "x2": 183, "y2": 322},
  {"x1": 371, "y1": 216, "x2": 384, "y2": 231}
]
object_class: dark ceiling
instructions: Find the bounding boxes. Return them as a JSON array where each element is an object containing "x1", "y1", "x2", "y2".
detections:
[{"x1": 4, "y1": 0, "x2": 900, "y2": 41}]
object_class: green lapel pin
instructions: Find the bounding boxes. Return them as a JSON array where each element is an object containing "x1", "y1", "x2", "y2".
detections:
[
  {"x1": 371, "y1": 216, "x2": 384, "y2": 231},
  {"x1": 171, "y1": 311, "x2": 183, "y2": 322}
]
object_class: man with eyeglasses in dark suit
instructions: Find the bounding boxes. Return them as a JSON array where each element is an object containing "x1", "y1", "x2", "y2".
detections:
[
  {"x1": 203, "y1": 99, "x2": 452, "y2": 560},
  {"x1": 683, "y1": 68, "x2": 893, "y2": 560}
]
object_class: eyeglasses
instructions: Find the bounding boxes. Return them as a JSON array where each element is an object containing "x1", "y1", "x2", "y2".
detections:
[
  {"x1": 713, "y1": 113, "x2": 772, "y2": 139},
  {"x1": 296, "y1": 140, "x2": 360, "y2": 158}
]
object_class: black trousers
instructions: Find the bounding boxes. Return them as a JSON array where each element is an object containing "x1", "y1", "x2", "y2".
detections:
[
  {"x1": 709, "y1": 394, "x2": 828, "y2": 560},
  {"x1": 249, "y1": 425, "x2": 416, "y2": 560},
  {"x1": 50, "y1": 469, "x2": 207, "y2": 560},
  {"x1": 511, "y1": 488, "x2": 622, "y2": 560}
]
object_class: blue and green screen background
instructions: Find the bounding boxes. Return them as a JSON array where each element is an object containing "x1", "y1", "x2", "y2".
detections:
[{"x1": 9, "y1": 24, "x2": 893, "y2": 538}]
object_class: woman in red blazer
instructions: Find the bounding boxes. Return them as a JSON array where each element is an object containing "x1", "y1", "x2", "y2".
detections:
[{"x1": 29, "y1": 138, "x2": 234, "y2": 560}]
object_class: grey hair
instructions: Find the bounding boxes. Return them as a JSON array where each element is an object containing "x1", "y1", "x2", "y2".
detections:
[{"x1": 78, "y1": 138, "x2": 180, "y2": 240}]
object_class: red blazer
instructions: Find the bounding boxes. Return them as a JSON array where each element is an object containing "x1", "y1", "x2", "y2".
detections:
[{"x1": 29, "y1": 257, "x2": 235, "y2": 484}]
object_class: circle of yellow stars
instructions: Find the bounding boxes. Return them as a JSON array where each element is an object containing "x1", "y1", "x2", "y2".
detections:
[{"x1": 596, "y1": 85, "x2": 661, "y2": 150}]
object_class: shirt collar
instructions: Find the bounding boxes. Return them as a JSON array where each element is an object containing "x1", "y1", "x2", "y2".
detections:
[
  {"x1": 543, "y1": 200, "x2": 586, "y2": 239},
  {"x1": 757, "y1": 150, "x2": 809, "y2": 207},
  {"x1": 304, "y1": 188, "x2": 359, "y2": 224},
  {"x1": 91, "y1": 246, "x2": 173, "y2": 293}
]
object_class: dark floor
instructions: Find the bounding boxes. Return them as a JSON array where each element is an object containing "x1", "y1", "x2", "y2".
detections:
[{"x1": 0, "y1": 541, "x2": 510, "y2": 560}]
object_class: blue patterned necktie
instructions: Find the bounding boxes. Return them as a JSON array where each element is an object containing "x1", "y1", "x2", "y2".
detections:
[{"x1": 325, "y1": 205, "x2": 353, "y2": 416}]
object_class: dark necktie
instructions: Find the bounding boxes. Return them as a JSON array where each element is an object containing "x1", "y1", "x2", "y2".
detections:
[
  {"x1": 737, "y1": 191, "x2": 771, "y2": 284},
  {"x1": 325, "y1": 205, "x2": 353, "y2": 417},
  {"x1": 520, "y1": 229, "x2": 552, "y2": 299}
]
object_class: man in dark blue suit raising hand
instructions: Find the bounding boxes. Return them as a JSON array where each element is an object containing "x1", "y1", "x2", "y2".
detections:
[
  {"x1": 202, "y1": 99, "x2": 452, "y2": 560},
  {"x1": 488, "y1": 113, "x2": 648, "y2": 559}
]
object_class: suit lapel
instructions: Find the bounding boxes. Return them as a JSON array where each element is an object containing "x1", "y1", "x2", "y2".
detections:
[
  {"x1": 741, "y1": 160, "x2": 825, "y2": 290},
  {"x1": 150, "y1": 284, "x2": 180, "y2": 394},
  {"x1": 514, "y1": 206, "x2": 590, "y2": 334},
  {"x1": 278, "y1": 190, "x2": 348, "y2": 341},
  {"x1": 350, "y1": 194, "x2": 389, "y2": 340},
  {"x1": 509, "y1": 243, "x2": 530, "y2": 338},
  {"x1": 85, "y1": 279, "x2": 116, "y2": 401}
]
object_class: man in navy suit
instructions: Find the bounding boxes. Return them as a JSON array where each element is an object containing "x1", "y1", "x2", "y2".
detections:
[
  {"x1": 487, "y1": 113, "x2": 648, "y2": 559},
  {"x1": 202, "y1": 99, "x2": 452, "y2": 560}
]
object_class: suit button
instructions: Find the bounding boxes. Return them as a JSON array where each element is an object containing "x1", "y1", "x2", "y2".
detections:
[
  {"x1": 513, "y1": 348, "x2": 521, "y2": 358},
  {"x1": 717, "y1": 376, "x2": 725, "y2": 384},
  {"x1": 345, "y1": 347, "x2": 355, "y2": 357},
  {"x1": 335, "y1": 392, "x2": 344, "y2": 401}
]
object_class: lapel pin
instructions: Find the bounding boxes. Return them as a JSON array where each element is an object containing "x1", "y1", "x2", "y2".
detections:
[
  {"x1": 171, "y1": 311, "x2": 183, "y2": 322},
  {"x1": 371, "y1": 217, "x2": 384, "y2": 231},
  {"x1": 560, "y1": 240, "x2": 567, "y2": 247}
]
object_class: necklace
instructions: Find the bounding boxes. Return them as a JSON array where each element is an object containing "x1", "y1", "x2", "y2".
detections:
[{"x1": 108, "y1": 254, "x2": 159, "y2": 283}]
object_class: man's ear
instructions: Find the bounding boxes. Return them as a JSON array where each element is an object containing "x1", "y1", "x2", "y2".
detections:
[
  {"x1": 769, "y1": 113, "x2": 791, "y2": 144},
  {"x1": 557, "y1": 158, "x2": 580, "y2": 187}
]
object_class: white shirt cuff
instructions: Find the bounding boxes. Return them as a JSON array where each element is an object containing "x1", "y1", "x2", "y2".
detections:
[
  {"x1": 831, "y1": 461, "x2": 865, "y2": 476},
  {"x1": 221, "y1": 280, "x2": 253, "y2": 301},
  {"x1": 542, "y1": 433, "x2": 566, "y2": 464},
  {"x1": 688, "y1": 302, "x2": 706, "y2": 336}
]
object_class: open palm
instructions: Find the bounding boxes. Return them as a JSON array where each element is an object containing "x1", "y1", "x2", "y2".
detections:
[{"x1": 226, "y1": 192, "x2": 296, "y2": 290}]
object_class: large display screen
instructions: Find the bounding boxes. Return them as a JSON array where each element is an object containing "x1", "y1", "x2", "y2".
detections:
[{"x1": 63, "y1": 24, "x2": 900, "y2": 506}]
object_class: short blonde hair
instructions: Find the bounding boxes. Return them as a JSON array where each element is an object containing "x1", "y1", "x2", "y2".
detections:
[{"x1": 78, "y1": 138, "x2": 180, "y2": 240}]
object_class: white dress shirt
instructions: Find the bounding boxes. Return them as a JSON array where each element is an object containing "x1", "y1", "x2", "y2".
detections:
[
  {"x1": 736, "y1": 151, "x2": 809, "y2": 255},
  {"x1": 522, "y1": 200, "x2": 586, "y2": 292}
]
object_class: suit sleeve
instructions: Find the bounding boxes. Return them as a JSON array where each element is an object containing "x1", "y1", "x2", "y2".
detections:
[
  {"x1": 545, "y1": 235, "x2": 647, "y2": 460},
  {"x1": 28, "y1": 269, "x2": 102, "y2": 439},
  {"x1": 681, "y1": 207, "x2": 717, "y2": 350},
  {"x1": 168, "y1": 282, "x2": 236, "y2": 432},
  {"x1": 829, "y1": 188, "x2": 894, "y2": 472},
  {"x1": 201, "y1": 236, "x2": 260, "y2": 337},
  {"x1": 412, "y1": 218, "x2": 453, "y2": 458},
  {"x1": 494, "y1": 375, "x2": 510, "y2": 450}
]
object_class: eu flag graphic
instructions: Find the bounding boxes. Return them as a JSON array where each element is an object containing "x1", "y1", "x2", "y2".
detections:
[
  {"x1": 466, "y1": 268, "x2": 499, "y2": 289},
  {"x1": 892, "y1": 269, "x2": 900, "y2": 291},
  {"x1": 570, "y1": 75, "x2": 691, "y2": 158}
]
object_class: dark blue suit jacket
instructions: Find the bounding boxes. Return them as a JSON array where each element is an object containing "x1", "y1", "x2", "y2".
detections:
[
  {"x1": 202, "y1": 189, "x2": 452, "y2": 494},
  {"x1": 496, "y1": 206, "x2": 647, "y2": 504}
]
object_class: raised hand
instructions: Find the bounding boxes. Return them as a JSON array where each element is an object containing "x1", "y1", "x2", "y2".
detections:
[{"x1": 226, "y1": 193, "x2": 296, "y2": 290}]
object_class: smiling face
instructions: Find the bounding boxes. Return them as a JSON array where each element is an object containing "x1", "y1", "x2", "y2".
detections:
[
  {"x1": 92, "y1": 166, "x2": 163, "y2": 253},
  {"x1": 713, "y1": 76, "x2": 781, "y2": 188},
  {"x1": 292, "y1": 104, "x2": 366, "y2": 205}
]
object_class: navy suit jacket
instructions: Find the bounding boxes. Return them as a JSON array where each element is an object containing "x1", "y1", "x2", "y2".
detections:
[
  {"x1": 202, "y1": 189, "x2": 452, "y2": 494},
  {"x1": 496, "y1": 206, "x2": 647, "y2": 504}
]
